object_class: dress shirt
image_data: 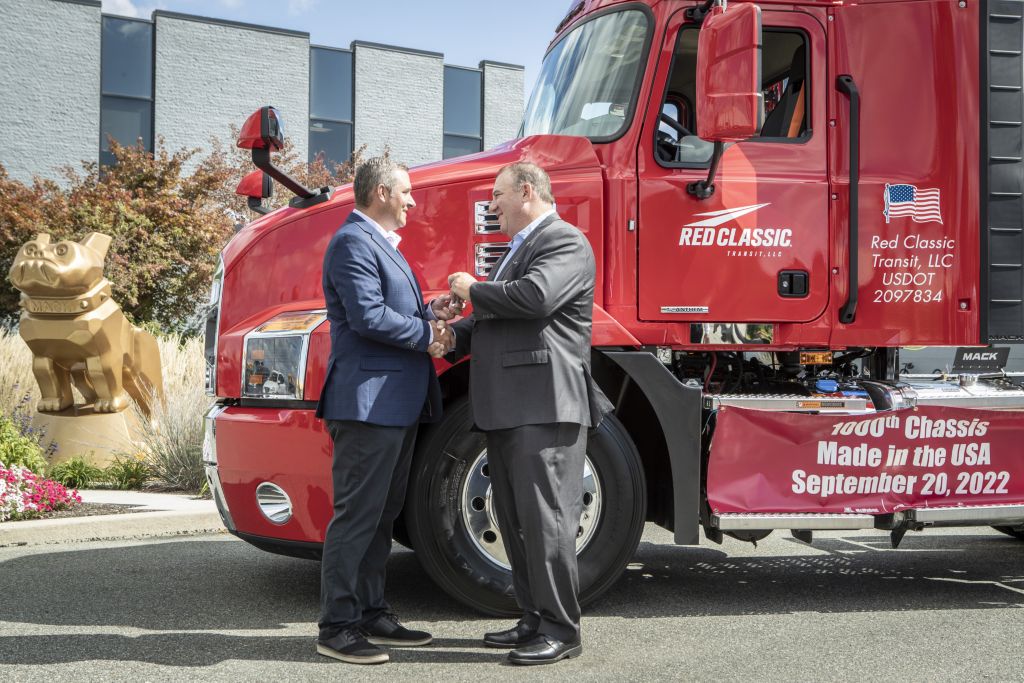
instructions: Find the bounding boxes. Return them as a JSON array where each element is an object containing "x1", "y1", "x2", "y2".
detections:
[
  {"x1": 492, "y1": 208, "x2": 555, "y2": 281},
  {"x1": 352, "y1": 209, "x2": 402, "y2": 250}
]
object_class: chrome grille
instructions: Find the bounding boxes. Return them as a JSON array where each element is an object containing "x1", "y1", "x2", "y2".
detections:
[
  {"x1": 475, "y1": 242, "x2": 510, "y2": 277},
  {"x1": 474, "y1": 201, "x2": 501, "y2": 233}
]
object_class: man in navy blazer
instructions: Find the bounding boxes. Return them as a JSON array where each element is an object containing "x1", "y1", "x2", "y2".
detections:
[{"x1": 315, "y1": 157, "x2": 456, "y2": 665}]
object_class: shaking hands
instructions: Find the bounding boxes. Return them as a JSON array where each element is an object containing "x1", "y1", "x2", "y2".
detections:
[
  {"x1": 428, "y1": 320, "x2": 455, "y2": 358},
  {"x1": 427, "y1": 294, "x2": 461, "y2": 359}
]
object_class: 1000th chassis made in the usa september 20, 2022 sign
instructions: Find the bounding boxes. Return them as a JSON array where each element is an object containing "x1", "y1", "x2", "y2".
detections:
[{"x1": 707, "y1": 405, "x2": 1024, "y2": 514}]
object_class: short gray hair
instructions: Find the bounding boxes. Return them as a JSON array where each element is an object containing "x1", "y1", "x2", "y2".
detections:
[
  {"x1": 498, "y1": 162, "x2": 555, "y2": 204},
  {"x1": 353, "y1": 157, "x2": 408, "y2": 208}
]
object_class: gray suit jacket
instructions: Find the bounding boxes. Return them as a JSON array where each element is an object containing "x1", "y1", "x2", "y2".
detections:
[{"x1": 448, "y1": 214, "x2": 613, "y2": 431}]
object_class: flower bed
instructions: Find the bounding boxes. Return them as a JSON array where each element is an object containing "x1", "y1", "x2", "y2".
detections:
[{"x1": 0, "y1": 462, "x2": 82, "y2": 522}]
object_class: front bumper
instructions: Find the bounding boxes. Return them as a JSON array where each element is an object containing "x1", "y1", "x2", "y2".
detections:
[{"x1": 205, "y1": 404, "x2": 333, "y2": 544}]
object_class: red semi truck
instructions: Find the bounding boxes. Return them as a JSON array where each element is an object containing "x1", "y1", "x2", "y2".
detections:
[{"x1": 204, "y1": 0, "x2": 1024, "y2": 614}]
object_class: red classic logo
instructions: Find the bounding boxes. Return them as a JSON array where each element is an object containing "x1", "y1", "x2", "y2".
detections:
[{"x1": 679, "y1": 203, "x2": 793, "y2": 248}]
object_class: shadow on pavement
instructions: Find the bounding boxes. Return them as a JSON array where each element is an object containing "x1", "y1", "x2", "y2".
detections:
[
  {"x1": 0, "y1": 531, "x2": 1022, "y2": 667},
  {"x1": 590, "y1": 532, "x2": 1024, "y2": 617},
  {"x1": 0, "y1": 538, "x2": 469, "y2": 631},
  {"x1": 0, "y1": 634, "x2": 501, "y2": 667}
]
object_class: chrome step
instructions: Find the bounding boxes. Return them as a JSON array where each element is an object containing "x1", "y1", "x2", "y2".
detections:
[
  {"x1": 906, "y1": 504, "x2": 1024, "y2": 527},
  {"x1": 905, "y1": 380, "x2": 1024, "y2": 409},
  {"x1": 712, "y1": 513, "x2": 876, "y2": 531},
  {"x1": 703, "y1": 394, "x2": 871, "y2": 413}
]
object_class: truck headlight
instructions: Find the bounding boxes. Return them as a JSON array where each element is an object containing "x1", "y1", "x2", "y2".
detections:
[{"x1": 241, "y1": 310, "x2": 326, "y2": 400}]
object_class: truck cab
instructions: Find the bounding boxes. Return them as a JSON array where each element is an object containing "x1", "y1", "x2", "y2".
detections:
[{"x1": 204, "y1": 0, "x2": 1024, "y2": 615}]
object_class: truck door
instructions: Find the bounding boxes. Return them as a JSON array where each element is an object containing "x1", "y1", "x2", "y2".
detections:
[{"x1": 637, "y1": 9, "x2": 829, "y2": 323}]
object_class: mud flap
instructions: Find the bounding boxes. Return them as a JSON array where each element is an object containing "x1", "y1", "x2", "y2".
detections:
[{"x1": 603, "y1": 351, "x2": 702, "y2": 544}]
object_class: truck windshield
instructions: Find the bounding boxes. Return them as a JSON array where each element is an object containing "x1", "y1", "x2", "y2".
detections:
[{"x1": 520, "y1": 9, "x2": 649, "y2": 140}]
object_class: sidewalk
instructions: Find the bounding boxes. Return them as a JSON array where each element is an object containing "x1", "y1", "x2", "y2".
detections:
[{"x1": 0, "y1": 489, "x2": 225, "y2": 547}]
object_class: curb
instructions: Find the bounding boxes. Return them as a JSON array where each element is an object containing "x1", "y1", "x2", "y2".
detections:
[{"x1": 0, "y1": 510, "x2": 226, "y2": 547}]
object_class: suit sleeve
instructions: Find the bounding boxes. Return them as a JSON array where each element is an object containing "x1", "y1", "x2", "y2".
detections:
[
  {"x1": 328, "y1": 231, "x2": 432, "y2": 350},
  {"x1": 469, "y1": 229, "x2": 593, "y2": 320},
  {"x1": 444, "y1": 315, "x2": 474, "y2": 363}
]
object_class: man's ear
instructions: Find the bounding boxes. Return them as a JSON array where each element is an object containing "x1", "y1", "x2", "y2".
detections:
[
  {"x1": 80, "y1": 232, "x2": 112, "y2": 260},
  {"x1": 521, "y1": 182, "x2": 535, "y2": 202},
  {"x1": 376, "y1": 183, "x2": 389, "y2": 203}
]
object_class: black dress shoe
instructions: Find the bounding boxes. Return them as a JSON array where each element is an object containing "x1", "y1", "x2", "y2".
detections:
[
  {"x1": 316, "y1": 627, "x2": 389, "y2": 664},
  {"x1": 508, "y1": 634, "x2": 582, "y2": 665},
  {"x1": 482, "y1": 621, "x2": 538, "y2": 648},
  {"x1": 361, "y1": 611, "x2": 432, "y2": 647}
]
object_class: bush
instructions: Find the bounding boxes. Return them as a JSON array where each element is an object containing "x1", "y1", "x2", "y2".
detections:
[
  {"x1": 105, "y1": 454, "x2": 153, "y2": 490},
  {"x1": 0, "y1": 415, "x2": 48, "y2": 475},
  {"x1": 50, "y1": 457, "x2": 104, "y2": 489},
  {"x1": 0, "y1": 463, "x2": 81, "y2": 522},
  {"x1": 0, "y1": 139, "x2": 235, "y2": 333}
]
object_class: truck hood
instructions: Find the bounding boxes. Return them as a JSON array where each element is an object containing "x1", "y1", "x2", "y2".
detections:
[
  {"x1": 406, "y1": 134, "x2": 601, "y2": 190},
  {"x1": 221, "y1": 135, "x2": 602, "y2": 269}
]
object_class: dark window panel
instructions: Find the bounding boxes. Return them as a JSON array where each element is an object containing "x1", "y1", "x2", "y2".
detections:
[
  {"x1": 101, "y1": 17, "x2": 153, "y2": 99},
  {"x1": 100, "y1": 96, "x2": 153, "y2": 163},
  {"x1": 309, "y1": 119, "x2": 353, "y2": 168},
  {"x1": 444, "y1": 67, "x2": 482, "y2": 138},
  {"x1": 310, "y1": 48, "x2": 353, "y2": 121},
  {"x1": 443, "y1": 134, "x2": 482, "y2": 159}
]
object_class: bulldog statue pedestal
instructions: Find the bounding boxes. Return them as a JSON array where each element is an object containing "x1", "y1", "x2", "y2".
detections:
[
  {"x1": 8, "y1": 231, "x2": 164, "y2": 469},
  {"x1": 32, "y1": 405, "x2": 143, "y2": 467}
]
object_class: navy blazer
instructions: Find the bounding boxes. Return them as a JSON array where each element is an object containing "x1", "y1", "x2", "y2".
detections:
[{"x1": 315, "y1": 212, "x2": 442, "y2": 426}]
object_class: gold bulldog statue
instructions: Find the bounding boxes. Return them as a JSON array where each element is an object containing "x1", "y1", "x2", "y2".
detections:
[{"x1": 8, "y1": 232, "x2": 164, "y2": 418}]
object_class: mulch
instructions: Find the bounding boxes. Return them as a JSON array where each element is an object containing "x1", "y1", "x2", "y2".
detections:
[{"x1": 9, "y1": 502, "x2": 145, "y2": 522}]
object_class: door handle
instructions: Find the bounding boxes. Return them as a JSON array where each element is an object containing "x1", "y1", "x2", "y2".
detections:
[{"x1": 837, "y1": 74, "x2": 860, "y2": 324}]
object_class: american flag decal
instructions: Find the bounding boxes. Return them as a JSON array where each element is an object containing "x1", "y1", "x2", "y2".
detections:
[{"x1": 884, "y1": 183, "x2": 942, "y2": 224}]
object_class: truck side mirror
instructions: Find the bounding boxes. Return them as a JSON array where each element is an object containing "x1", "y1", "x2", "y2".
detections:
[
  {"x1": 235, "y1": 170, "x2": 273, "y2": 215},
  {"x1": 236, "y1": 106, "x2": 331, "y2": 209},
  {"x1": 696, "y1": 3, "x2": 764, "y2": 141},
  {"x1": 688, "y1": 2, "x2": 764, "y2": 200},
  {"x1": 237, "y1": 106, "x2": 285, "y2": 151}
]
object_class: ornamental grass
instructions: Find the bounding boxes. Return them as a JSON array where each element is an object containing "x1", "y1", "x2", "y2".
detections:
[{"x1": 132, "y1": 334, "x2": 208, "y2": 493}]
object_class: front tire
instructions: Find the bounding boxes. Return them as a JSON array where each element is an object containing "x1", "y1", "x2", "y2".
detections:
[{"x1": 405, "y1": 397, "x2": 646, "y2": 615}]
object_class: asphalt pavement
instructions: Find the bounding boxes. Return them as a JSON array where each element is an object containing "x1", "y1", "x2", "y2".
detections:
[{"x1": 0, "y1": 523, "x2": 1022, "y2": 681}]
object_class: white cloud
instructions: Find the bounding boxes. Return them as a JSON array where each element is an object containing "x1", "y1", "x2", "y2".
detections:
[
  {"x1": 219, "y1": 0, "x2": 243, "y2": 7},
  {"x1": 288, "y1": 0, "x2": 316, "y2": 15},
  {"x1": 102, "y1": 0, "x2": 141, "y2": 17}
]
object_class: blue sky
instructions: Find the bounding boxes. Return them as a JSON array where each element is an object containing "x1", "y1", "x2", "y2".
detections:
[{"x1": 101, "y1": 0, "x2": 571, "y2": 101}]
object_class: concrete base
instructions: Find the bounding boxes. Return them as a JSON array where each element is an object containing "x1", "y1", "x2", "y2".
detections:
[{"x1": 32, "y1": 406, "x2": 144, "y2": 467}]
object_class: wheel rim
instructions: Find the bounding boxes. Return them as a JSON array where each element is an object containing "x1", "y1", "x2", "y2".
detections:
[{"x1": 459, "y1": 449, "x2": 603, "y2": 570}]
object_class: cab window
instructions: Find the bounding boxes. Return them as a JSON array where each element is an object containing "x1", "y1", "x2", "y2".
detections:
[{"x1": 656, "y1": 28, "x2": 809, "y2": 166}]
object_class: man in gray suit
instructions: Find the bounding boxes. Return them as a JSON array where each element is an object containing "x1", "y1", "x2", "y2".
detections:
[{"x1": 447, "y1": 162, "x2": 612, "y2": 666}]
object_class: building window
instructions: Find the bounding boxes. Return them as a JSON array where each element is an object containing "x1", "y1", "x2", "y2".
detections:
[
  {"x1": 309, "y1": 47, "x2": 353, "y2": 168},
  {"x1": 443, "y1": 66, "x2": 482, "y2": 159},
  {"x1": 100, "y1": 16, "x2": 153, "y2": 167}
]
